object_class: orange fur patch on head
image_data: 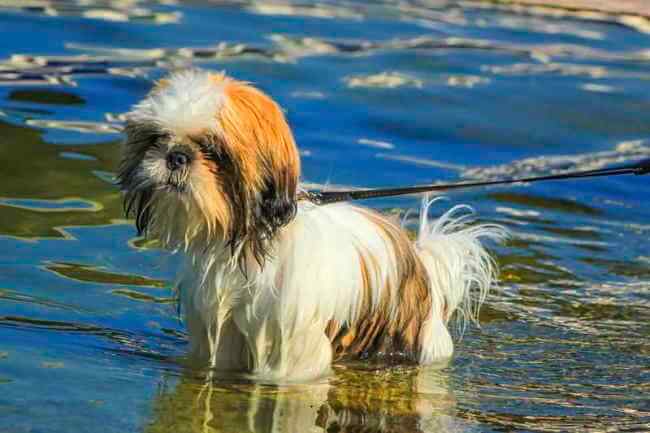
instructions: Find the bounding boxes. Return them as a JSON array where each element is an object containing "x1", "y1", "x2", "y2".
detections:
[
  {"x1": 219, "y1": 78, "x2": 300, "y2": 193},
  {"x1": 121, "y1": 70, "x2": 302, "y2": 264},
  {"x1": 190, "y1": 151, "x2": 232, "y2": 238},
  {"x1": 199, "y1": 76, "x2": 302, "y2": 263}
]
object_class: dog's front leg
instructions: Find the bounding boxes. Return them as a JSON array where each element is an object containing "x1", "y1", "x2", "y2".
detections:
[
  {"x1": 184, "y1": 302, "x2": 249, "y2": 372},
  {"x1": 232, "y1": 307, "x2": 334, "y2": 381}
]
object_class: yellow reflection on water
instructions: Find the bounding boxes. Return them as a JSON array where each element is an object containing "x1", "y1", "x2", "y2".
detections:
[{"x1": 146, "y1": 366, "x2": 458, "y2": 433}]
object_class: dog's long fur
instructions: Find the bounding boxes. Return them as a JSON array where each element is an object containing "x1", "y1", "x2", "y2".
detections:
[{"x1": 119, "y1": 69, "x2": 504, "y2": 381}]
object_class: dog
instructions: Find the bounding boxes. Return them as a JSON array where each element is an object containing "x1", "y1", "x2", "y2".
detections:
[{"x1": 118, "y1": 69, "x2": 504, "y2": 381}]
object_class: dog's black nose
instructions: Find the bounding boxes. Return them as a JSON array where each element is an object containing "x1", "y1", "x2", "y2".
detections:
[{"x1": 166, "y1": 151, "x2": 190, "y2": 171}]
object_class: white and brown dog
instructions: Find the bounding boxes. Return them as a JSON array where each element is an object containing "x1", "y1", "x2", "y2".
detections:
[{"x1": 118, "y1": 69, "x2": 503, "y2": 381}]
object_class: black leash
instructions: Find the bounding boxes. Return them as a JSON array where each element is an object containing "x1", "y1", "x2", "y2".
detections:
[{"x1": 303, "y1": 157, "x2": 650, "y2": 205}]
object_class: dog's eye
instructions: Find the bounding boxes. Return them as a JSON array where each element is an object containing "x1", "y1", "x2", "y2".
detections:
[
  {"x1": 147, "y1": 133, "x2": 170, "y2": 150},
  {"x1": 187, "y1": 135, "x2": 230, "y2": 165},
  {"x1": 192, "y1": 137, "x2": 221, "y2": 159},
  {"x1": 128, "y1": 132, "x2": 166, "y2": 151},
  {"x1": 196, "y1": 140, "x2": 211, "y2": 153},
  {"x1": 154, "y1": 133, "x2": 170, "y2": 143},
  {"x1": 202, "y1": 145, "x2": 227, "y2": 164},
  {"x1": 188, "y1": 135, "x2": 211, "y2": 151}
]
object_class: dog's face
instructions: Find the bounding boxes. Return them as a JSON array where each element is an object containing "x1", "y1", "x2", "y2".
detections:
[{"x1": 118, "y1": 70, "x2": 301, "y2": 263}]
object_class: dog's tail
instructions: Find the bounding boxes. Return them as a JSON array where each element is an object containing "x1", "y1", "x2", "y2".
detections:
[{"x1": 413, "y1": 197, "x2": 506, "y2": 363}]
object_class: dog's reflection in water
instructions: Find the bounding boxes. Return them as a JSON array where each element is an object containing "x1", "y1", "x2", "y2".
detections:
[{"x1": 147, "y1": 364, "x2": 466, "y2": 433}]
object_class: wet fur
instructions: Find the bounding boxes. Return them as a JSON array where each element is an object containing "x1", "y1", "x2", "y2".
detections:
[{"x1": 118, "y1": 69, "x2": 505, "y2": 381}]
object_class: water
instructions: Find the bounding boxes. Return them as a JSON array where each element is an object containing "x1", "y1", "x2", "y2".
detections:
[{"x1": 1, "y1": 1, "x2": 649, "y2": 432}]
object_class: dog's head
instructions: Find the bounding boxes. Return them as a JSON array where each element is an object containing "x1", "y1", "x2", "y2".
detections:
[{"x1": 118, "y1": 70, "x2": 300, "y2": 264}]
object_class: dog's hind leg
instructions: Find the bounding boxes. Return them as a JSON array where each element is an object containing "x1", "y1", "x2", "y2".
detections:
[{"x1": 414, "y1": 198, "x2": 506, "y2": 364}]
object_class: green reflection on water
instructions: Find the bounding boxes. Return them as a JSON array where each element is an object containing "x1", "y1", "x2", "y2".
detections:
[
  {"x1": 9, "y1": 89, "x2": 85, "y2": 105},
  {"x1": 581, "y1": 256, "x2": 650, "y2": 278},
  {"x1": 46, "y1": 262, "x2": 166, "y2": 287},
  {"x1": 111, "y1": 288, "x2": 175, "y2": 304},
  {"x1": 489, "y1": 192, "x2": 601, "y2": 216},
  {"x1": 0, "y1": 120, "x2": 122, "y2": 238}
]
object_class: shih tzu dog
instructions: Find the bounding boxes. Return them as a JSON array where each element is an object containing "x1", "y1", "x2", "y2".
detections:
[{"x1": 118, "y1": 69, "x2": 504, "y2": 381}]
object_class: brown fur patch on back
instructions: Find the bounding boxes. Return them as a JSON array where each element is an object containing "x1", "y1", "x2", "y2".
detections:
[{"x1": 327, "y1": 209, "x2": 432, "y2": 363}]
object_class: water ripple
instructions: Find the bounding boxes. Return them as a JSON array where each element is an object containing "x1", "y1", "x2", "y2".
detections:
[
  {"x1": 1, "y1": 2, "x2": 649, "y2": 433},
  {"x1": 0, "y1": 0, "x2": 181, "y2": 24},
  {"x1": 26, "y1": 119, "x2": 122, "y2": 134},
  {"x1": 344, "y1": 72, "x2": 424, "y2": 89},
  {"x1": 463, "y1": 139, "x2": 650, "y2": 180}
]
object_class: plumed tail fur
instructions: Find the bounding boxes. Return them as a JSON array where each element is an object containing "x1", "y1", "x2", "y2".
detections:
[{"x1": 415, "y1": 197, "x2": 507, "y2": 336}]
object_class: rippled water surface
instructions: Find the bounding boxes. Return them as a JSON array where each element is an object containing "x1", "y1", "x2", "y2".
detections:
[{"x1": 1, "y1": 1, "x2": 649, "y2": 432}]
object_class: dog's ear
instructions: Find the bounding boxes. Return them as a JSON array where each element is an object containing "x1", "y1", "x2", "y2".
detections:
[
  {"x1": 216, "y1": 76, "x2": 301, "y2": 265},
  {"x1": 247, "y1": 153, "x2": 299, "y2": 265},
  {"x1": 256, "y1": 168, "x2": 298, "y2": 235}
]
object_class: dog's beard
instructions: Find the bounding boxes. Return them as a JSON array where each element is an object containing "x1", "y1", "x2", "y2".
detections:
[
  {"x1": 124, "y1": 185, "x2": 216, "y2": 253},
  {"x1": 124, "y1": 185, "x2": 155, "y2": 236},
  {"x1": 165, "y1": 169, "x2": 188, "y2": 193},
  {"x1": 120, "y1": 157, "x2": 209, "y2": 250},
  {"x1": 119, "y1": 151, "x2": 294, "y2": 267}
]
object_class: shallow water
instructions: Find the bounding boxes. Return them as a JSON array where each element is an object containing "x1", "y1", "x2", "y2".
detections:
[{"x1": 1, "y1": 1, "x2": 649, "y2": 432}]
